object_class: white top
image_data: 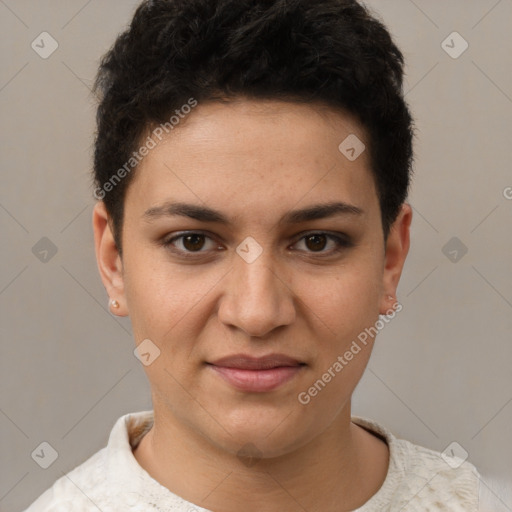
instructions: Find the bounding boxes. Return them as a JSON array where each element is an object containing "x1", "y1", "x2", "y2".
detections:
[{"x1": 24, "y1": 410, "x2": 481, "y2": 511}]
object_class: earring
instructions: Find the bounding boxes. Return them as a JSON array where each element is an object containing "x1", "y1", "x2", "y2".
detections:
[{"x1": 110, "y1": 299, "x2": 120, "y2": 309}]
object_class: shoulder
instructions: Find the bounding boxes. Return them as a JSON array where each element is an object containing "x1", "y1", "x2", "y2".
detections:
[
  {"x1": 393, "y1": 436, "x2": 480, "y2": 510},
  {"x1": 23, "y1": 411, "x2": 154, "y2": 512},
  {"x1": 352, "y1": 416, "x2": 481, "y2": 511},
  {"x1": 23, "y1": 448, "x2": 109, "y2": 511}
]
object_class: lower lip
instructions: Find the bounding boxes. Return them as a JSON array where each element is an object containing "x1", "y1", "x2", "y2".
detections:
[{"x1": 209, "y1": 365, "x2": 304, "y2": 392}]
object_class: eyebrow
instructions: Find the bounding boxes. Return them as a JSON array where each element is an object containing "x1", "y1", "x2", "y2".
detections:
[{"x1": 143, "y1": 201, "x2": 364, "y2": 225}]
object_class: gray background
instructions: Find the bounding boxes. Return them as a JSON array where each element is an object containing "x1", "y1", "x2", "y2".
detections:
[{"x1": 1, "y1": 1, "x2": 511, "y2": 511}]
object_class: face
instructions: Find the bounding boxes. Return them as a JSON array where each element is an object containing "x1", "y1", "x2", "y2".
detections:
[{"x1": 94, "y1": 99, "x2": 411, "y2": 459}]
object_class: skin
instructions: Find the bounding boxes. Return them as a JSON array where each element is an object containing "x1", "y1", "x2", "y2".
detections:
[{"x1": 93, "y1": 99, "x2": 412, "y2": 512}]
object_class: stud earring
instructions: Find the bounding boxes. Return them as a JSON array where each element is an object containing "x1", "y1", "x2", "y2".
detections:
[{"x1": 110, "y1": 299, "x2": 120, "y2": 309}]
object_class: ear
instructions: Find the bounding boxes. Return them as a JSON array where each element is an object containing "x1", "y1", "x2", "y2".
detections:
[
  {"x1": 92, "y1": 201, "x2": 128, "y2": 316},
  {"x1": 378, "y1": 203, "x2": 412, "y2": 315}
]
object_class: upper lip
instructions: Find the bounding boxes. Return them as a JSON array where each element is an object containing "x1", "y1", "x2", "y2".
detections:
[{"x1": 209, "y1": 353, "x2": 304, "y2": 370}]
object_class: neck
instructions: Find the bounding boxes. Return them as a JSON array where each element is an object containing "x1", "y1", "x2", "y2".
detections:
[{"x1": 132, "y1": 401, "x2": 389, "y2": 512}]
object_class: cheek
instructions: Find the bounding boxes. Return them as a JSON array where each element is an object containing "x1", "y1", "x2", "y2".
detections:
[
  {"x1": 296, "y1": 261, "x2": 382, "y2": 340},
  {"x1": 121, "y1": 245, "x2": 180, "y2": 343},
  {"x1": 121, "y1": 245, "x2": 224, "y2": 358},
  {"x1": 293, "y1": 270, "x2": 380, "y2": 424}
]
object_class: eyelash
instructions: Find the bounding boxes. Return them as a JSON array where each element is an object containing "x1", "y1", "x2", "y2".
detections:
[{"x1": 161, "y1": 231, "x2": 352, "y2": 258}]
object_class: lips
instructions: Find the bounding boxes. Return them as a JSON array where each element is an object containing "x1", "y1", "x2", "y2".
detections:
[
  {"x1": 210, "y1": 353, "x2": 303, "y2": 370},
  {"x1": 207, "y1": 353, "x2": 305, "y2": 392}
]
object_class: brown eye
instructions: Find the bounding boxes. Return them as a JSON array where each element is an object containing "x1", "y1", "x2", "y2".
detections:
[
  {"x1": 304, "y1": 234, "x2": 328, "y2": 252},
  {"x1": 163, "y1": 232, "x2": 220, "y2": 257},
  {"x1": 182, "y1": 234, "x2": 206, "y2": 252},
  {"x1": 292, "y1": 232, "x2": 352, "y2": 256}
]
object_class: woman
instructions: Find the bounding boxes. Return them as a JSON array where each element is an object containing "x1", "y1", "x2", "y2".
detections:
[{"x1": 25, "y1": 0, "x2": 480, "y2": 510}]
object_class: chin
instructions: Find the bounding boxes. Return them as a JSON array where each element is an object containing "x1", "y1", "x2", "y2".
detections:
[{"x1": 200, "y1": 405, "x2": 314, "y2": 460}]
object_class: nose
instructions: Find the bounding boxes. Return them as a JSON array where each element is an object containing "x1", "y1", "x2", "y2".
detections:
[{"x1": 217, "y1": 247, "x2": 296, "y2": 338}]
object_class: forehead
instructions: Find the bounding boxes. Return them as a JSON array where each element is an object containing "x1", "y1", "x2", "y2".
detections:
[{"x1": 126, "y1": 99, "x2": 378, "y2": 225}]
